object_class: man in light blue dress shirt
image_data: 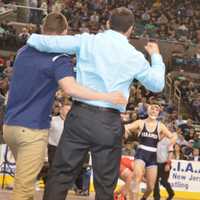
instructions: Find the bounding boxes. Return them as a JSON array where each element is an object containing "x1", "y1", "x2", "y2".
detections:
[{"x1": 28, "y1": 7, "x2": 165, "y2": 200}]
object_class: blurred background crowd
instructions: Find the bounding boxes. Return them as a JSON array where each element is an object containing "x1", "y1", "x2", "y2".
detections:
[{"x1": 0, "y1": 0, "x2": 200, "y2": 195}]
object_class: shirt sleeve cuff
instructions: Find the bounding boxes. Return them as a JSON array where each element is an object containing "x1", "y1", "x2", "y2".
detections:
[{"x1": 151, "y1": 53, "x2": 163, "y2": 66}]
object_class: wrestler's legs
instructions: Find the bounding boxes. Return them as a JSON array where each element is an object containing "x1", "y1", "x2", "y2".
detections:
[
  {"x1": 142, "y1": 166, "x2": 157, "y2": 199},
  {"x1": 131, "y1": 160, "x2": 145, "y2": 200}
]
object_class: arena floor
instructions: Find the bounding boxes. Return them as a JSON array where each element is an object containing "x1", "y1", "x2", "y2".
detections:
[
  {"x1": 0, "y1": 189, "x2": 92, "y2": 200},
  {"x1": 0, "y1": 189, "x2": 188, "y2": 200}
]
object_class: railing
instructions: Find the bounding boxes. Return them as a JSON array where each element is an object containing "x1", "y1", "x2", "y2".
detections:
[
  {"x1": 173, "y1": 86, "x2": 182, "y2": 115},
  {"x1": 165, "y1": 74, "x2": 173, "y2": 102}
]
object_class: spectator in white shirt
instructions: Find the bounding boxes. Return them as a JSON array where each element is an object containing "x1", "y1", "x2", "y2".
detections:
[
  {"x1": 153, "y1": 137, "x2": 175, "y2": 200},
  {"x1": 48, "y1": 103, "x2": 71, "y2": 166}
]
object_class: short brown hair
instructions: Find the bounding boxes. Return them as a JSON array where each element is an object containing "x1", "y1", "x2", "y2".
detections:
[
  {"x1": 42, "y1": 12, "x2": 68, "y2": 34},
  {"x1": 109, "y1": 7, "x2": 134, "y2": 33}
]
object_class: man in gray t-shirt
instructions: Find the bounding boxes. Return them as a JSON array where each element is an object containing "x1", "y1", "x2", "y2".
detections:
[{"x1": 153, "y1": 138, "x2": 175, "y2": 200}]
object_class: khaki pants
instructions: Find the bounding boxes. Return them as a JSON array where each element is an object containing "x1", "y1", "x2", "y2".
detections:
[{"x1": 3, "y1": 125, "x2": 48, "y2": 200}]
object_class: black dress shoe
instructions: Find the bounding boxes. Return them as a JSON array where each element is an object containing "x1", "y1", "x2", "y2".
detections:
[{"x1": 167, "y1": 191, "x2": 175, "y2": 200}]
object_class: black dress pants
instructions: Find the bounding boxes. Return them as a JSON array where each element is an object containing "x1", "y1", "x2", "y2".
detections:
[
  {"x1": 48, "y1": 144, "x2": 57, "y2": 168},
  {"x1": 43, "y1": 102, "x2": 124, "y2": 200},
  {"x1": 153, "y1": 163, "x2": 174, "y2": 200}
]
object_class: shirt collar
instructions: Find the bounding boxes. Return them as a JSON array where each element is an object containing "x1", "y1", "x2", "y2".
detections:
[{"x1": 104, "y1": 29, "x2": 128, "y2": 42}]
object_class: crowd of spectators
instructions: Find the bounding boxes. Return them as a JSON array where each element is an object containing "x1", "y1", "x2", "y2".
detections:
[
  {"x1": 171, "y1": 73, "x2": 200, "y2": 121},
  {"x1": 58, "y1": 0, "x2": 200, "y2": 44},
  {"x1": 0, "y1": 54, "x2": 13, "y2": 135},
  {"x1": 0, "y1": 0, "x2": 200, "y2": 50}
]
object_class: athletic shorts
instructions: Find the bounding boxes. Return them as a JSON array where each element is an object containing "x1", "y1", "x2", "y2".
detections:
[{"x1": 134, "y1": 148, "x2": 157, "y2": 168}]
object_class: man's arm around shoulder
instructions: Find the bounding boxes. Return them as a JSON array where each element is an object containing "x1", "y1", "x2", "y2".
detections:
[
  {"x1": 27, "y1": 33, "x2": 82, "y2": 54},
  {"x1": 58, "y1": 77, "x2": 127, "y2": 106}
]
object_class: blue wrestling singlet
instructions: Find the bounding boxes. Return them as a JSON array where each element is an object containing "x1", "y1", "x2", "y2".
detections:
[{"x1": 135, "y1": 121, "x2": 160, "y2": 167}]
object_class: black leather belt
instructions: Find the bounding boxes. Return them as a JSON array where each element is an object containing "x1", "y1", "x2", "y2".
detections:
[{"x1": 73, "y1": 101, "x2": 120, "y2": 113}]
